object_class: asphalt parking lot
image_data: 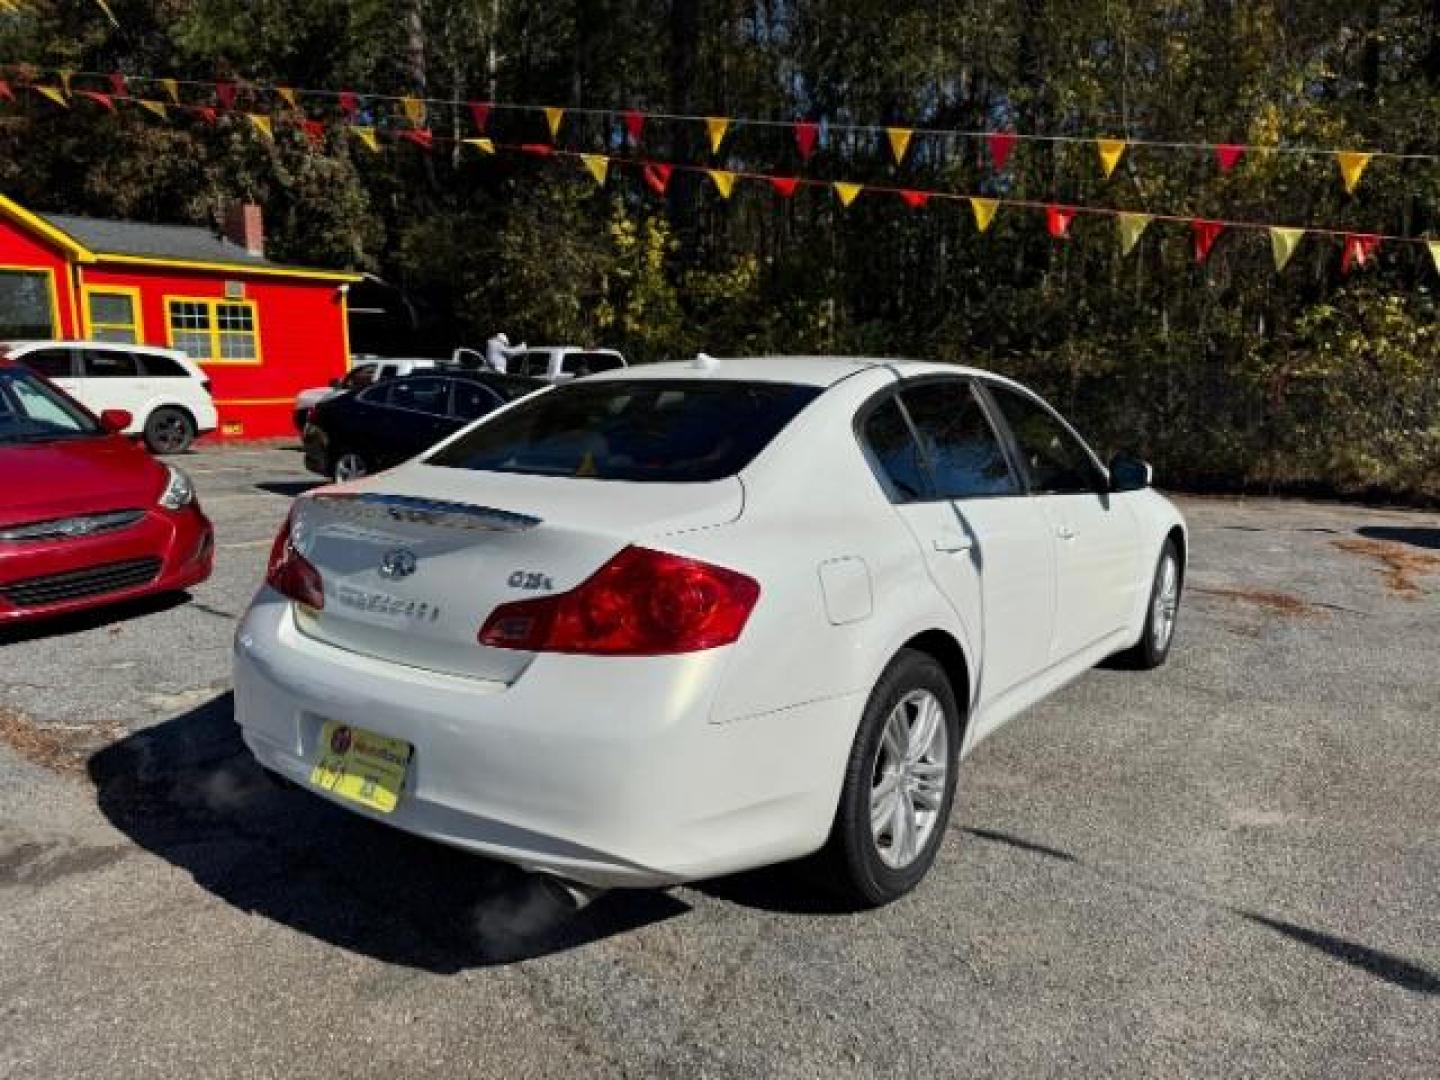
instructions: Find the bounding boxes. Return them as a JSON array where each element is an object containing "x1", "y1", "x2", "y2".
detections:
[{"x1": 2, "y1": 444, "x2": 1437, "y2": 1079}]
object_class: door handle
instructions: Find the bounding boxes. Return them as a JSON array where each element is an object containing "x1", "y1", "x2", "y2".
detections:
[
  {"x1": 933, "y1": 533, "x2": 974, "y2": 554},
  {"x1": 1055, "y1": 525, "x2": 1077, "y2": 541}
]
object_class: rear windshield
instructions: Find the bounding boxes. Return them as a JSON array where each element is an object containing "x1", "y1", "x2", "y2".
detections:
[{"x1": 427, "y1": 379, "x2": 821, "y2": 482}]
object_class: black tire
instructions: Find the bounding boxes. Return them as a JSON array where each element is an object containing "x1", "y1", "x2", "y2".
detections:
[
  {"x1": 1115, "y1": 538, "x2": 1183, "y2": 670},
  {"x1": 144, "y1": 406, "x2": 195, "y2": 454},
  {"x1": 821, "y1": 648, "x2": 962, "y2": 908}
]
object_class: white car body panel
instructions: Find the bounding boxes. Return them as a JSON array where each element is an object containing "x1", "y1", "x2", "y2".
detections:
[{"x1": 234, "y1": 356, "x2": 1186, "y2": 887}]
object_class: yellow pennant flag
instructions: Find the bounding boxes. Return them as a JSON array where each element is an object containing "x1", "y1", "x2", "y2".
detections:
[
  {"x1": 543, "y1": 106, "x2": 565, "y2": 139},
  {"x1": 1429, "y1": 240, "x2": 1440, "y2": 276},
  {"x1": 969, "y1": 197, "x2": 999, "y2": 234},
  {"x1": 1336, "y1": 151, "x2": 1372, "y2": 194},
  {"x1": 705, "y1": 116, "x2": 729, "y2": 154},
  {"x1": 464, "y1": 137, "x2": 496, "y2": 155},
  {"x1": 351, "y1": 125, "x2": 380, "y2": 153},
  {"x1": 580, "y1": 153, "x2": 609, "y2": 186},
  {"x1": 35, "y1": 86, "x2": 68, "y2": 108},
  {"x1": 1116, "y1": 212, "x2": 1151, "y2": 255},
  {"x1": 1097, "y1": 138, "x2": 1127, "y2": 179},
  {"x1": 401, "y1": 96, "x2": 425, "y2": 125},
  {"x1": 137, "y1": 99, "x2": 168, "y2": 120},
  {"x1": 59, "y1": 69, "x2": 73, "y2": 94},
  {"x1": 161, "y1": 78, "x2": 180, "y2": 104},
  {"x1": 277, "y1": 86, "x2": 299, "y2": 111},
  {"x1": 886, "y1": 127, "x2": 913, "y2": 165},
  {"x1": 833, "y1": 182, "x2": 862, "y2": 208},
  {"x1": 1269, "y1": 227, "x2": 1305, "y2": 271},
  {"x1": 707, "y1": 169, "x2": 736, "y2": 199},
  {"x1": 247, "y1": 113, "x2": 273, "y2": 140}
]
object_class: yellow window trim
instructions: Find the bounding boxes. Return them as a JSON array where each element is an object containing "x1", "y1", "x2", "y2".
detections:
[
  {"x1": 0, "y1": 264, "x2": 63, "y2": 337},
  {"x1": 163, "y1": 294, "x2": 264, "y2": 366},
  {"x1": 81, "y1": 283, "x2": 144, "y2": 343},
  {"x1": 99, "y1": 252, "x2": 361, "y2": 283}
]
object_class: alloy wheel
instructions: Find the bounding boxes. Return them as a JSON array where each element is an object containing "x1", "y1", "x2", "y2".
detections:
[
  {"x1": 1152, "y1": 554, "x2": 1179, "y2": 651},
  {"x1": 334, "y1": 453, "x2": 368, "y2": 481},
  {"x1": 870, "y1": 689, "x2": 949, "y2": 869}
]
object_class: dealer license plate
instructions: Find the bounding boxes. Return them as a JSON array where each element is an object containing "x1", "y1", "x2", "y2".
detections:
[{"x1": 309, "y1": 721, "x2": 412, "y2": 814}]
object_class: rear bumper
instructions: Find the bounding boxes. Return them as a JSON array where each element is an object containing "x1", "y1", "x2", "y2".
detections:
[
  {"x1": 0, "y1": 504, "x2": 213, "y2": 623},
  {"x1": 301, "y1": 426, "x2": 329, "y2": 476},
  {"x1": 233, "y1": 593, "x2": 858, "y2": 887}
]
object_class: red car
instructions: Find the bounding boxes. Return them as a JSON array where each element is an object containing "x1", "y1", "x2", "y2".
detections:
[{"x1": 0, "y1": 361, "x2": 213, "y2": 625}]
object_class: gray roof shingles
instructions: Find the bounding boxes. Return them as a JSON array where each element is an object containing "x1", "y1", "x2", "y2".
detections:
[{"x1": 42, "y1": 213, "x2": 336, "y2": 275}]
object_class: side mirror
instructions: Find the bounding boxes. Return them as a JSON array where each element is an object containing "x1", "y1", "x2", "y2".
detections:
[
  {"x1": 99, "y1": 409, "x2": 133, "y2": 434},
  {"x1": 1109, "y1": 453, "x2": 1153, "y2": 493}
]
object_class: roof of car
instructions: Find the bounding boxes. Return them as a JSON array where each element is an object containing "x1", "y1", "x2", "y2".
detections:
[
  {"x1": 580, "y1": 356, "x2": 997, "y2": 388},
  {"x1": 0, "y1": 339, "x2": 187, "y2": 357}
]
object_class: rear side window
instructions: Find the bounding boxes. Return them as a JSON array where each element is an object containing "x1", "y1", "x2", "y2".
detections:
[
  {"x1": 82, "y1": 349, "x2": 140, "y2": 378},
  {"x1": 900, "y1": 380, "x2": 1019, "y2": 498},
  {"x1": 138, "y1": 353, "x2": 190, "y2": 378},
  {"x1": 565, "y1": 352, "x2": 624, "y2": 377},
  {"x1": 388, "y1": 377, "x2": 450, "y2": 416},
  {"x1": 513, "y1": 352, "x2": 552, "y2": 378},
  {"x1": 19, "y1": 348, "x2": 76, "y2": 379},
  {"x1": 859, "y1": 397, "x2": 930, "y2": 502},
  {"x1": 342, "y1": 364, "x2": 378, "y2": 390},
  {"x1": 428, "y1": 379, "x2": 821, "y2": 482}
]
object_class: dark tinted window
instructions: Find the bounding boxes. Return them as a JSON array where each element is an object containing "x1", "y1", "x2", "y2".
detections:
[
  {"x1": 341, "y1": 364, "x2": 378, "y2": 390},
  {"x1": 565, "y1": 352, "x2": 624, "y2": 376},
  {"x1": 357, "y1": 382, "x2": 391, "y2": 406},
  {"x1": 429, "y1": 379, "x2": 820, "y2": 482},
  {"x1": 450, "y1": 379, "x2": 503, "y2": 420},
  {"x1": 82, "y1": 349, "x2": 140, "y2": 378},
  {"x1": 513, "y1": 352, "x2": 551, "y2": 378},
  {"x1": 901, "y1": 380, "x2": 1019, "y2": 498},
  {"x1": 19, "y1": 348, "x2": 75, "y2": 379},
  {"x1": 987, "y1": 385, "x2": 1099, "y2": 495},
  {"x1": 388, "y1": 377, "x2": 450, "y2": 415},
  {"x1": 138, "y1": 353, "x2": 189, "y2": 378},
  {"x1": 860, "y1": 397, "x2": 930, "y2": 502}
]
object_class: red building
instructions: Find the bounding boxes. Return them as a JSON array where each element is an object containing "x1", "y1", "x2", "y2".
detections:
[{"x1": 0, "y1": 194, "x2": 360, "y2": 439}]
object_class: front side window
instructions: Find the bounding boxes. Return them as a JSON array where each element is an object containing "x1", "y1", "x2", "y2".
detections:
[
  {"x1": 450, "y1": 379, "x2": 503, "y2": 420},
  {"x1": 85, "y1": 289, "x2": 141, "y2": 344},
  {"x1": 986, "y1": 385, "x2": 1100, "y2": 495},
  {"x1": 514, "y1": 352, "x2": 552, "y2": 378},
  {"x1": 0, "y1": 269, "x2": 56, "y2": 339},
  {"x1": 565, "y1": 352, "x2": 624, "y2": 377},
  {"x1": 0, "y1": 368, "x2": 97, "y2": 443},
  {"x1": 82, "y1": 349, "x2": 140, "y2": 378},
  {"x1": 900, "y1": 380, "x2": 1019, "y2": 498},
  {"x1": 166, "y1": 298, "x2": 259, "y2": 363},
  {"x1": 428, "y1": 379, "x2": 821, "y2": 483},
  {"x1": 859, "y1": 396, "x2": 930, "y2": 502}
]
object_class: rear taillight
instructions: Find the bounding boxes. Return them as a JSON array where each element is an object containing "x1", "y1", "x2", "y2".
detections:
[
  {"x1": 266, "y1": 510, "x2": 325, "y2": 609},
  {"x1": 478, "y1": 546, "x2": 759, "y2": 656}
]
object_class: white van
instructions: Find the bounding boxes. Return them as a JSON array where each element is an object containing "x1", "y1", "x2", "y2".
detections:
[
  {"x1": 4, "y1": 340, "x2": 218, "y2": 453},
  {"x1": 508, "y1": 347, "x2": 626, "y2": 382}
]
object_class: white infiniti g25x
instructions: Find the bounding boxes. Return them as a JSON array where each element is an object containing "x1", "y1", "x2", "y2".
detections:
[{"x1": 235, "y1": 357, "x2": 1186, "y2": 906}]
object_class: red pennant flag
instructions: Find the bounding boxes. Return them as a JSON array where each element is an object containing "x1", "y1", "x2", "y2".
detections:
[
  {"x1": 108, "y1": 72, "x2": 127, "y2": 98},
  {"x1": 621, "y1": 109, "x2": 645, "y2": 146},
  {"x1": 77, "y1": 90, "x2": 115, "y2": 112},
  {"x1": 468, "y1": 101, "x2": 491, "y2": 133},
  {"x1": 339, "y1": 91, "x2": 359, "y2": 121},
  {"x1": 794, "y1": 120, "x2": 819, "y2": 161},
  {"x1": 400, "y1": 128, "x2": 434, "y2": 151},
  {"x1": 770, "y1": 176, "x2": 800, "y2": 199},
  {"x1": 197, "y1": 107, "x2": 218, "y2": 126},
  {"x1": 899, "y1": 189, "x2": 930, "y2": 210},
  {"x1": 1341, "y1": 233, "x2": 1381, "y2": 275},
  {"x1": 519, "y1": 143, "x2": 554, "y2": 156},
  {"x1": 1046, "y1": 205, "x2": 1076, "y2": 239},
  {"x1": 1215, "y1": 144, "x2": 1244, "y2": 173},
  {"x1": 987, "y1": 131, "x2": 1017, "y2": 171},
  {"x1": 643, "y1": 163, "x2": 673, "y2": 196},
  {"x1": 215, "y1": 81, "x2": 238, "y2": 110},
  {"x1": 0, "y1": 80, "x2": 13, "y2": 103},
  {"x1": 301, "y1": 119, "x2": 327, "y2": 147},
  {"x1": 1192, "y1": 219, "x2": 1224, "y2": 263}
]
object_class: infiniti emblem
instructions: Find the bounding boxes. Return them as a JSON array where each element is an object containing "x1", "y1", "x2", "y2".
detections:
[{"x1": 379, "y1": 548, "x2": 418, "y2": 580}]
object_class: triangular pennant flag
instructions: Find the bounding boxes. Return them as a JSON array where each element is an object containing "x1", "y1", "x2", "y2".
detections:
[
  {"x1": 705, "y1": 117, "x2": 729, "y2": 154},
  {"x1": 59, "y1": 69, "x2": 74, "y2": 94},
  {"x1": 643, "y1": 163, "x2": 672, "y2": 196},
  {"x1": 1341, "y1": 234, "x2": 1381, "y2": 275},
  {"x1": 621, "y1": 109, "x2": 645, "y2": 146},
  {"x1": 580, "y1": 153, "x2": 609, "y2": 186},
  {"x1": 137, "y1": 99, "x2": 167, "y2": 120},
  {"x1": 35, "y1": 86, "x2": 68, "y2": 108},
  {"x1": 247, "y1": 113, "x2": 273, "y2": 140},
  {"x1": 986, "y1": 131, "x2": 1017, "y2": 171},
  {"x1": 1269, "y1": 227, "x2": 1304, "y2": 271},
  {"x1": 1047, "y1": 205, "x2": 1077, "y2": 239},
  {"x1": 277, "y1": 86, "x2": 299, "y2": 111},
  {"x1": 970, "y1": 197, "x2": 999, "y2": 233},
  {"x1": 833, "y1": 182, "x2": 862, "y2": 208},
  {"x1": 707, "y1": 169, "x2": 736, "y2": 198},
  {"x1": 339, "y1": 91, "x2": 359, "y2": 120},
  {"x1": 77, "y1": 91, "x2": 115, "y2": 112},
  {"x1": 1429, "y1": 240, "x2": 1440, "y2": 276},
  {"x1": 1192, "y1": 219, "x2": 1224, "y2": 263},
  {"x1": 400, "y1": 96, "x2": 425, "y2": 125},
  {"x1": 794, "y1": 120, "x2": 819, "y2": 161},
  {"x1": 899, "y1": 189, "x2": 930, "y2": 210},
  {"x1": 400, "y1": 128, "x2": 434, "y2": 151},
  {"x1": 1116, "y1": 212, "x2": 1152, "y2": 255},
  {"x1": 886, "y1": 127, "x2": 913, "y2": 165},
  {"x1": 1096, "y1": 138, "x2": 1127, "y2": 179},
  {"x1": 543, "y1": 107, "x2": 565, "y2": 139},
  {"x1": 770, "y1": 176, "x2": 800, "y2": 199},
  {"x1": 0, "y1": 80, "x2": 13, "y2": 103},
  {"x1": 1215, "y1": 144, "x2": 1244, "y2": 173},
  {"x1": 161, "y1": 78, "x2": 180, "y2": 104},
  {"x1": 1336, "y1": 151, "x2": 1372, "y2": 195},
  {"x1": 197, "y1": 106, "x2": 218, "y2": 126},
  {"x1": 301, "y1": 119, "x2": 327, "y2": 147},
  {"x1": 351, "y1": 125, "x2": 379, "y2": 153},
  {"x1": 108, "y1": 72, "x2": 127, "y2": 98},
  {"x1": 520, "y1": 143, "x2": 554, "y2": 156},
  {"x1": 215, "y1": 81, "x2": 237, "y2": 110},
  {"x1": 468, "y1": 101, "x2": 491, "y2": 133},
  {"x1": 463, "y1": 137, "x2": 496, "y2": 155}
]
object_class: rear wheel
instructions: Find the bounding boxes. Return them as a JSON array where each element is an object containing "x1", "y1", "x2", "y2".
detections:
[
  {"x1": 822, "y1": 649, "x2": 961, "y2": 908},
  {"x1": 144, "y1": 406, "x2": 195, "y2": 454},
  {"x1": 332, "y1": 450, "x2": 369, "y2": 481}
]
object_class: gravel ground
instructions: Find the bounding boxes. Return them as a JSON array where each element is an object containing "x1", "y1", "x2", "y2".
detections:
[{"x1": 1, "y1": 445, "x2": 1437, "y2": 1079}]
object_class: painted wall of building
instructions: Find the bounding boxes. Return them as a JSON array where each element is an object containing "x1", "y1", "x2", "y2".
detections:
[{"x1": 0, "y1": 217, "x2": 81, "y2": 338}]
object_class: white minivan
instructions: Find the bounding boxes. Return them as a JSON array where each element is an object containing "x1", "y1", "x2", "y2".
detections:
[{"x1": 4, "y1": 340, "x2": 218, "y2": 453}]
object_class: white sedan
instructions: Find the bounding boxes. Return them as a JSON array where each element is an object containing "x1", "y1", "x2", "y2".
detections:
[{"x1": 235, "y1": 357, "x2": 1185, "y2": 906}]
